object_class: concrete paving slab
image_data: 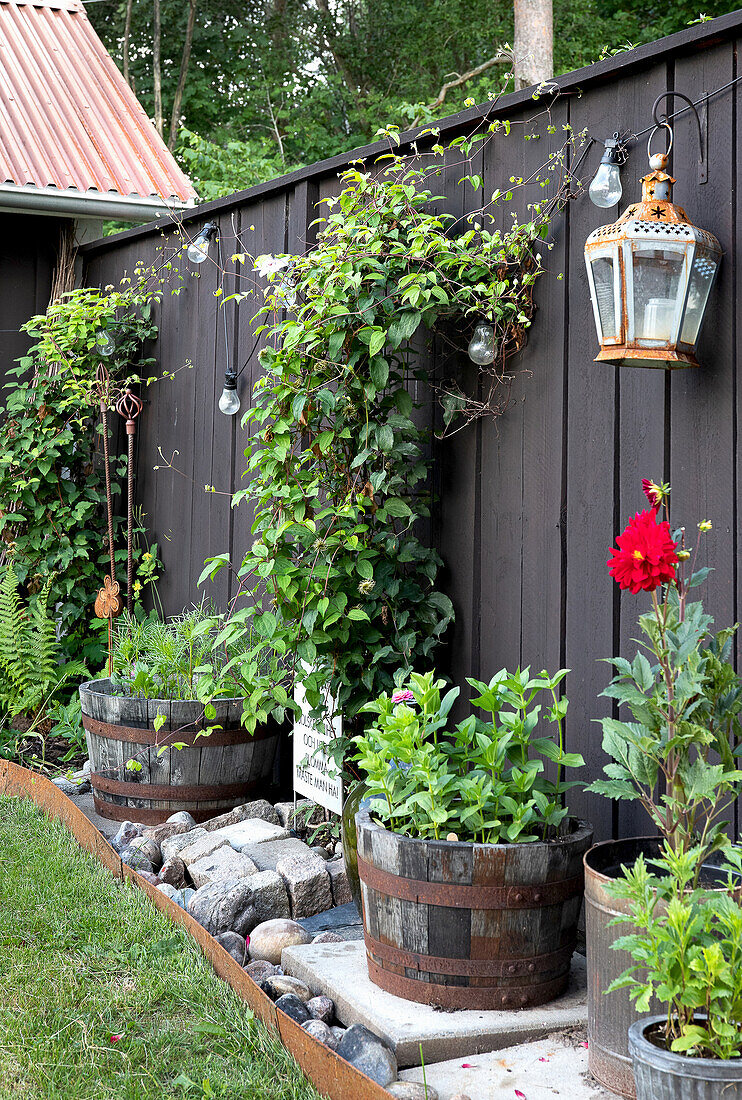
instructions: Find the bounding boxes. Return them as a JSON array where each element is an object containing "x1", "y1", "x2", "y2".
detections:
[
  {"x1": 281, "y1": 940, "x2": 588, "y2": 1068},
  {"x1": 400, "y1": 1034, "x2": 610, "y2": 1100}
]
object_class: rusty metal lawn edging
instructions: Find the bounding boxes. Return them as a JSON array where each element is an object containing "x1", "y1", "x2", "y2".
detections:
[{"x1": 0, "y1": 760, "x2": 393, "y2": 1100}]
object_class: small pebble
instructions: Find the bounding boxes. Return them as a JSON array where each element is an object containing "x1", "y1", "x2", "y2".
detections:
[
  {"x1": 274, "y1": 993, "x2": 310, "y2": 1024},
  {"x1": 311, "y1": 931, "x2": 343, "y2": 945},
  {"x1": 248, "y1": 918, "x2": 311, "y2": 965},
  {"x1": 310, "y1": 845, "x2": 330, "y2": 860},
  {"x1": 331, "y1": 1026, "x2": 346, "y2": 1043},
  {"x1": 262, "y1": 975, "x2": 313, "y2": 1003},
  {"x1": 171, "y1": 888, "x2": 195, "y2": 910},
  {"x1": 302, "y1": 1019, "x2": 337, "y2": 1049},
  {"x1": 307, "y1": 995, "x2": 334, "y2": 1024},
  {"x1": 333, "y1": 840, "x2": 343, "y2": 857},
  {"x1": 159, "y1": 856, "x2": 188, "y2": 889},
  {"x1": 111, "y1": 820, "x2": 143, "y2": 852},
  {"x1": 215, "y1": 931, "x2": 247, "y2": 965},
  {"x1": 243, "y1": 960, "x2": 281, "y2": 983},
  {"x1": 157, "y1": 882, "x2": 178, "y2": 899},
  {"x1": 137, "y1": 870, "x2": 160, "y2": 886},
  {"x1": 445, "y1": 832, "x2": 459, "y2": 842},
  {"x1": 168, "y1": 811, "x2": 196, "y2": 827}
]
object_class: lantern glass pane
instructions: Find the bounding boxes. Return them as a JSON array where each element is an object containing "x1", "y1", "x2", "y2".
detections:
[
  {"x1": 680, "y1": 253, "x2": 717, "y2": 346},
  {"x1": 632, "y1": 247, "x2": 685, "y2": 342},
  {"x1": 590, "y1": 255, "x2": 617, "y2": 340}
]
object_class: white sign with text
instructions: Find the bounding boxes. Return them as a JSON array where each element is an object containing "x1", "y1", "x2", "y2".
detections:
[{"x1": 292, "y1": 673, "x2": 343, "y2": 815}]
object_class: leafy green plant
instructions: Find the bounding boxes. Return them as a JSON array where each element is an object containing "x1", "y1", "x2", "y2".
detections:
[
  {"x1": 203, "y1": 123, "x2": 578, "y2": 749},
  {"x1": 48, "y1": 696, "x2": 86, "y2": 761},
  {"x1": 0, "y1": 561, "x2": 86, "y2": 732},
  {"x1": 0, "y1": 279, "x2": 163, "y2": 667},
  {"x1": 353, "y1": 668, "x2": 584, "y2": 842},
  {"x1": 588, "y1": 481, "x2": 742, "y2": 864},
  {"x1": 607, "y1": 843, "x2": 742, "y2": 1060}
]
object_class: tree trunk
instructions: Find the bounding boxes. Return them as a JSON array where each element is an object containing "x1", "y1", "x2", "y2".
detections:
[
  {"x1": 153, "y1": 0, "x2": 164, "y2": 137},
  {"x1": 513, "y1": 0, "x2": 553, "y2": 90},
  {"x1": 122, "y1": 0, "x2": 133, "y2": 85},
  {"x1": 168, "y1": 0, "x2": 197, "y2": 150}
]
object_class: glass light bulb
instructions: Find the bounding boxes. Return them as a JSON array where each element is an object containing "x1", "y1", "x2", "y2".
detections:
[
  {"x1": 218, "y1": 384, "x2": 240, "y2": 416},
  {"x1": 589, "y1": 163, "x2": 622, "y2": 208},
  {"x1": 96, "y1": 330, "x2": 116, "y2": 356},
  {"x1": 467, "y1": 321, "x2": 496, "y2": 366},
  {"x1": 187, "y1": 236, "x2": 209, "y2": 263}
]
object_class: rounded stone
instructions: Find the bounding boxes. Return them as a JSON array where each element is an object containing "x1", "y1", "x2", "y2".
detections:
[
  {"x1": 310, "y1": 845, "x2": 330, "y2": 860},
  {"x1": 248, "y1": 918, "x2": 311, "y2": 965},
  {"x1": 336, "y1": 1024, "x2": 397, "y2": 1088},
  {"x1": 263, "y1": 975, "x2": 313, "y2": 1003},
  {"x1": 307, "y1": 995, "x2": 334, "y2": 1024},
  {"x1": 111, "y1": 820, "x2": 143, "y2": 852},
  {"x1": 311, "y1": 931, "x2": 343, "y2": 945},
  {"x1": 215, "y1": 931, "x2": 247, "y2": 965},
  {"x1": 302, "y1": 1019, "x2": 338, "y2": 1049},
  {"x1": 388, "y1": 1085, "x2": 439, "y2": 1100},
  {"x1": 168, "y1": 811, "x2": 196, "y2": 827},
  {"x1": 331, "y1": 1026, "x2": 346, "y2": 1045},
  {"x1": 274, "y1": 993, "x2": 310, "y2": 1025},
  {"x1": 136, "y1": 870, "x2": 160, "y2": 886},
  {"x1": 333, "y1": 841, "x2": 343, "y2": 857},
  {"x1": 119, "y1": 846, "x2": 155, "y2": 875},
  {"x1": 243, "y1": 959, "x2": 281, "y2": 983},
  {"x1": 157, "y1": 882, "x2": 178, "y2": 899},
  {"x1": 127, "y1": 835, "x2": 162, "y2": 869}
]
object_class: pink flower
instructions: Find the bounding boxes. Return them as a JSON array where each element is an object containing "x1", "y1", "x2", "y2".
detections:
[
  {"x1": 515, "y1": 1092, "x2": 527, "y2": 1099},
  {"x1": 109, "y1": 1034, "x2": 122, "y2": 1044},
  {"x1": 391, "y1": 689, "x2": 415, "y2": 705},
  {"x1": 581, "y1": 1041, "x2": 589, "y2": 1049},
  {"x1": 461, "y1": 1063, "x2": 475, "y2": 1069}
]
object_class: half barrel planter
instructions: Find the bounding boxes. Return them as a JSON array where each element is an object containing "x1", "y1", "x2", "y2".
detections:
[
  {"x1": 356, "y1": 810, "x2": 594, "y2": 1009},
  {"x1": 79, "y1": 678, "x2": 282, "y2": 824}
]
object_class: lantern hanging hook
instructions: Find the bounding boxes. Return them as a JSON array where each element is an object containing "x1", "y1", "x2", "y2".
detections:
[
  {"x1": 650, "y1": 91, "x2": 704, "y2": 163},
  {"x1": 646, "y1": 121, "x2": 673, "y2": 162}
]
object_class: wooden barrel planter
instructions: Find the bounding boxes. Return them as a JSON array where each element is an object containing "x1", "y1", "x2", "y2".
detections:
[
  {"x1": 79, "y1": 678, "x2": 283, "y2": 825},
  {"x1": 356, "y1": 810, "x2": 594, "y2": 1010}
]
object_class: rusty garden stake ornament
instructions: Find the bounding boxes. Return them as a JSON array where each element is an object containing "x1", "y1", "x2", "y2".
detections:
[
  {"x1": 94, "y1": 364, "x2": 122, "y2": 673},
  {"x1": 584, "y1": 108, "x2": 721, "y2": 369},
  {"x1": 116, "y1": 389, "x2": 143, "y2": 614}
]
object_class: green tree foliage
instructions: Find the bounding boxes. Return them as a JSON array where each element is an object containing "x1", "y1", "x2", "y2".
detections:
[{"x1": 89, "y1": 1, "x2": 733, "y2": 201}]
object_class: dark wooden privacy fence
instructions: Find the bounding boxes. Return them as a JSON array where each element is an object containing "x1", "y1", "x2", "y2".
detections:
[{"x1": 82, "y1": 11, "x2": 742, "y2": 841}]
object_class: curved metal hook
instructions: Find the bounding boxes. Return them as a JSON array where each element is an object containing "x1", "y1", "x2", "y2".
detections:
[{"x1": 651, "y1": 91, "x2": 704, "y2": 163}]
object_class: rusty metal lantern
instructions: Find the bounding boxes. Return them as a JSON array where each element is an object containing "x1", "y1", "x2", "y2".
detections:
[{"x1": 584, "y1": 122, "x2": 721, "y2": 369}]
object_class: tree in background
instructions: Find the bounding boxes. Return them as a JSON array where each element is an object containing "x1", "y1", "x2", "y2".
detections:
[{"x1": 89, "y1": 0, "x2": 732, "y2": 201}]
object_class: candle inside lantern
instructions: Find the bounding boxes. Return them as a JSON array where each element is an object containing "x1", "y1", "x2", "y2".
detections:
[{"x1": 643, "y1": 297, "x2": 676, "y2": 342}]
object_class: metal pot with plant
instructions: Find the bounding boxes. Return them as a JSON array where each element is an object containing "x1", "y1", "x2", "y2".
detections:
[
  {"x1": 351, "y1": 668, "x2": 593, "y2": 1009},
  {"x1": 584, "y1": 478, "x2": 742, "y2": 1097},
  {"x1": 608, "y1": 841, "x2": 742, "y2": 1100}
]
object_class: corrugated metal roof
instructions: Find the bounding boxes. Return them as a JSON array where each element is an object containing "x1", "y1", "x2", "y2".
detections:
[{"x1": 0, "y1": 0, "x2": 197, "y2": 206}]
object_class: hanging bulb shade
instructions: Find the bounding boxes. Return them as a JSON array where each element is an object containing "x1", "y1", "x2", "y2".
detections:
[
  {"x1": 467, "y1": 321, "x2": 496, "y2": 365},
  {"x1": 589, "y1": 134, "x2": 625, "y2": 209},
  {"x1": 584, "y1": 127, "x2": 721, "y2": 369},
  {"x1": 96, "y1": 329, "x2": 116, "y2": 356},
  {"x1": 187, "y1": 221, "x2": 218, "y2": 264},
  {"x1": 218, "y1": 370, "x2": 240, "y2": 416}
]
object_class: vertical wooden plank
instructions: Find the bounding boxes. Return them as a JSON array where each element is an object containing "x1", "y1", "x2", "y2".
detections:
[{"x1": 426, "y1": 840, "x2": 472, "y2": 987}]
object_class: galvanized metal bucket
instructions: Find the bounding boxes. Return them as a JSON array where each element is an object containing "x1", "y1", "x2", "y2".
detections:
[{"x1": 629, "y1": 1017, "x2": 742, "y2": 1100}]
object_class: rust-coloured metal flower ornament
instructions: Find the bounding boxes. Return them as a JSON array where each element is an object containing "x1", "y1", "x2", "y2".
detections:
[{"x1": 94, "y1": 574, "x2": 122, "y2": 620}]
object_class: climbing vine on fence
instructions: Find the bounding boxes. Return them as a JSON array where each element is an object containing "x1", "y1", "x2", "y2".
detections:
[
  {"x1": 0, "y1": 277, "x2": 162, "y2": 667},
  {"x1": 203, "y1": 117, "x2": 581, "y2": 744}
]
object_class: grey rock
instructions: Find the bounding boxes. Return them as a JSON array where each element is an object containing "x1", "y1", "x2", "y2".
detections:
[
  {"x1": 178, "y1": 833, "x2": 230, "y2": 867},
  {"x1": 333, "y1": 841, "x2": 343, "y2": 858},
  {"x1": 241, "y1": 837, "x2": 316, "y2": 872},
  {"x1": 167, "y1": 811, "x2": 196, "y2": 827},
  {"x1": 52, "y1": 775, "x2": 90, "y2": 796},
  {"x1": 189, "y1": 847, "x2": 258, "y2": 890},
  {"x1": 326, "y1": 857, "x2": 352, "y2": 906},
  {"x1": 248, "y1": 918, "x2": 312, "y2": 965},
  {"x1": 137, "y1": 870, "x2": 161, "y2": 886},
  {"x1": 387, "y1": 1085, "x2": 439, "y2": 1100},
  {"x1": 262, "y1": 975, "x2": 312, "y2": 1003},
  {"x1": 143, "y1": 821, "x2": 190, "y2": 845},
  {"x1": 275, "y1": 852, "x2": 332, "y2": 919},
  {"x1": 159, "y1": 856, "x2": 188, "y2": 889},
  {"x1": 157, "y1": 882, "x2": 179, "y2": 899},
  {"x1": 111, "y1": 820, "x2": 144, "y2": 852},
  {"x1": 215, "y1": 931, "x2": 247, "y2": 965},
  {"x1": 119, "y1": 845, "x2": 155, "y2": 875},
  {"x1": 202, "y1": 800, "x2": 280, "y2": 832},
  {"x1": 331, "y1": 1026, "x2": 346, "y2": 1044},
  {"x1": 336, "y1": 1024, "x2": 397, "y2": 1088},
  {"x1": 275, "y1": 799, "x2": 324, "y2": 836},
  {"x1": 302, "y1": 1019, "x2": 338, "y2": 1049},
  {"x1": 188, "y1": 877, "x2": 255, "y2": 936},
  {"x1": 243, "y1": 959, "x2": 281, "y2": 983},
  {"x1": 212, "y1": 819, "x2": 288, "y2": 851},
  {"x1": 275, "y1": 993, "x2": 311, "y2": 1025},
  {"x1": 161, "y1": 827, "x2": 207, "y2": 862},
  {"x1": 244, "y1": 870, "x2": 290, "y2": 927},
  {"x1": 307, "y1": 996, "x2": 334, "y2": 1024},
  {"x1": 311, "y1": 931, "x2": 343, "y2": 945},
  {"x1": 310, "y1": 845, "x2": 330, "y2": 860},
  {"x1": 127, "y1": 835, "x2": 162, "y2": 870},
  {"x1": 172, "y1": 888, "x2": 195, "y2": 910}
]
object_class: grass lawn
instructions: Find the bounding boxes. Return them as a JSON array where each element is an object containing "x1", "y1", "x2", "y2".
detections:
[{"x1": 0, "y1": 796, "x2": 320, "y2": 1100}]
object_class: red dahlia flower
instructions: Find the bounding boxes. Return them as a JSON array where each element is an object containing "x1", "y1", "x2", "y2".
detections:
[
  {"x1": 642, "y1": 478, "x2": 664, "y2": 509},
  {"x1": 607, "y1": 509, "x2": 678, "y2": 594}
]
